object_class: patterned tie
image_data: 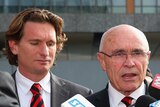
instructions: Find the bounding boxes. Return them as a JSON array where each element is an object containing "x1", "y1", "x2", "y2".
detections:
[
  {"x1": 121, "y1": 96, "x2": 133, "y2": 107},
  {"x1": 30, "y1": 83, "x2": 45, "y2": 107}
]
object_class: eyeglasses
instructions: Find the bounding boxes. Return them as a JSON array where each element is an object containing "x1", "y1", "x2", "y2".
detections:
[{"x1": 99, "y1": 50, "x2": 150, "y2": 61}]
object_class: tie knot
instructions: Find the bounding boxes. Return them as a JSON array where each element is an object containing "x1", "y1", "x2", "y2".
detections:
[
  {"x1": 121, "y1": 96, "x2": 133, "y2": 107},
  {"x1": 30, "y1": 83, "x2": 42, "y2": 95}
]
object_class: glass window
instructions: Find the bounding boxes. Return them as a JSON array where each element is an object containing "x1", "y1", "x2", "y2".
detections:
[
  {"x1": 112, "y1": 0, "x2": 125, "y2": 6},
  {"x1": 97, "y1": 0, "x2": 110, "y2": 6},
  {"x1": 82, "y1": 0, "x2": 96, "y2": 6},
  {"x1": 64, "y1": 0, "x2": 81, "y2": 13},
  {"x1": 0, "y1": 0, "x2": 3, "y2": 13},
  {"x1": 21, "y1": 0, "x2": 33, "y2": 6},
  {"x1": 5, "y1": 0, "x2": 18, "y2": 6},
  {"x1": 19, "y1": 0, "x2": 35, "y2": 12},
  {"x1": 4, "y1": 0, "x2": 19, "y2": 13},
  {"x1": 112, "y1": 7, "x2": 126, "y2": 13},
  {"x1": 158, "y1": 0, "x2": 160, "y2": 6},
  {"x1": 135, "y1": 0, "x2": 157, "y2": 14},
  {"x1": 67, "y1": 0, "x2": 81, "y2": 6},
  {"x1": 35, "y1": 0, "x2": 49, "y2": 6},
  {"x1": 52, "y1": 0, "x2": 65, "y2": 13},
  {"x1": 135, "y1": 0, "x2": 141, "y2": 6},
  {"x1": 96, "y1": 0, "x2": 111, "y2": 13},
  {"x1": 54, "y1": 0, "x2": 65, "y2": 6},
  {"x1": 135, "y1": 0, "x2": 142, "y2": 13},
  {"x1": 142, "y1": 0, "x2": 156, "y2": 13},
  {"x1": 135, "y1": 7, "x2": 141, "y2": 13},
  {"x1": 142, "y1": 0, "x2": 156, "y2": 6},
  {"x1": 112, "y1": 0, "x2": 126, "y2": 13},
  {"x1": 143, "y1": 7, "x2": 156, "y2": 13},
  {"x1": 0, "y1": 0, "x2": 3, "y2": 5}
]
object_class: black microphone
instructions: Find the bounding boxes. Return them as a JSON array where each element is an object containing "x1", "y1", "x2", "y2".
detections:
[
  {"x1": 149, "y1": 74, "x2": 160, "y2": 100},
  {"x1": 134, "y1": 95, "x2": 156, "y2": 107}
]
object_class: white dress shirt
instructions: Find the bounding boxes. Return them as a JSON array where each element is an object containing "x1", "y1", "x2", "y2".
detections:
[
  {"x1": 15, "y1": 68, "x2": 51, "y2": 107},
  {"x1": 108, "y1": 81, "x2": 145, "y2": 107}
]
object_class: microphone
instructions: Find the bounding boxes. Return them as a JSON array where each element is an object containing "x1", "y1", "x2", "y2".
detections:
[
  {"x1": 149, "y1": 74, "x2": 160, "y2": 100},
  {"x1": 149, "y1": 100, "x2": 160, "y2": 107},
  {"x1": 134, "y1": 95, "x2": 156, "y2": 107},
  {"x1": 61, "y1": 94, "x2": 95, "y2": 107}
]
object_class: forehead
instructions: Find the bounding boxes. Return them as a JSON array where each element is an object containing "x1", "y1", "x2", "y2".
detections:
[
  {"x1": 103, "y1": 26, "x2": 149, "y2": 52},
  {"x1": 23, "y1": 21, "x2": 55, "y2": 33},
  {"x1": 22, "y1": 21, "x2": 56, "y2": 40}
]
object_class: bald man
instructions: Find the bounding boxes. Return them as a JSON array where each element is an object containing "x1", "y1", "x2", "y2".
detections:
[
  {"x1": 0, "y1": 71, "x2": 19, "y2": 107},
  {"x1": 86, "y1": 24, "x2": 151, "y2": 107}
]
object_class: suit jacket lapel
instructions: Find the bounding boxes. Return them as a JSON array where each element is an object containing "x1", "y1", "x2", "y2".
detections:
[
  {"x1": 144, "y1": 79, "x2": 149, "y2": 95},
  {"x1": 50, "y1": 73, "x2": 70, "y2": 107},
  {"x1": 98, "y1": 84, "x2": 110, "y2": 107},
  {"x1": 12, "y1": 71, "x2": 20, "y2": 103}
]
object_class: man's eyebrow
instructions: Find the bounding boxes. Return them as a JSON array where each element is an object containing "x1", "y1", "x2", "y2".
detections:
[
  {"x1": 28, "y1": 39, "x2": 56, "y2": 43},
  {"x1": 28, "y1": 39, "x2": 41, "y2": 42},
  {"x1": 131, "y1": 49, "x2": 145, "y2": 52},
  {"x1": 111, "y1": 49, "x2": 126, "y2": 53}
]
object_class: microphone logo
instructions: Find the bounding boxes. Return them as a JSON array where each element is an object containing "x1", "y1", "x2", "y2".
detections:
[
  {"x1": 68, "y1": 99, "x2": 85, "y2": 107},
  {"x1": 149, "y1": 100, "x2": 160, "y2": 107},
  {"x1": 61, "y1": 94, "x2": 95, "y2": 107},
  {"x1": 151, "y1": 74, "x2": 160, "y2": 90}
]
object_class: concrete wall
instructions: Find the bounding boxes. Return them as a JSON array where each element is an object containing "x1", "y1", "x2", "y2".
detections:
[{"x1": 1, "y1": 13, "x2": 160, "y2": 32}]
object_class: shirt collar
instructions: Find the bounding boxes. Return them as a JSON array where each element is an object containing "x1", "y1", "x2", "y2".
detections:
[
  {"x1": 130, "y1": 82, "x2": 145, "y2": 99},
  {"x1": 108, "y1": 82, "x2": 124, "y2": 107},
  {"x1": 39, "y1": 71, "x2": 51, "y2": 93},
  {"x1": 108, "y1": 81, "x2": 145, "y2": 107},
  {"x1": 16, "y1": 68, "x2": 51, "y2": 95}
]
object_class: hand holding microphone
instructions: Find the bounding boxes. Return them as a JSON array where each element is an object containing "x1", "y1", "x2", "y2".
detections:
[{"x1": 61, "y1": 94, "x2": 95, "y2": 107}]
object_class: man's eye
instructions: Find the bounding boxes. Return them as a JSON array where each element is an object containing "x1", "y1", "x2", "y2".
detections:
[
  {"x1": 47, "y1": 42, "x2": 55, "y2": 47},
  {"x1": 30, "y1": 42, "x2": 39, "y2": 45},
  {"x1": 114, "y1": 52, "x2": 125, "y2": 56},
  {"x1": 132, "y1": 52, "x2": 143, "y2": 56}
]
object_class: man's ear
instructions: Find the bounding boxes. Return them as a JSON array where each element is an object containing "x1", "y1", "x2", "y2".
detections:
[
  {"x1": 147, "y1": 51, "x2": 151, "y2": 65},
  {"x1": 148, "y1": 51, "x2": 151, "y2": 60},
  {"x1": 8, "y1": 40, "x2": 18, "y2": 55},
  {"x1": 97, "y1": 52, "x2": 107, "y2": 72}
]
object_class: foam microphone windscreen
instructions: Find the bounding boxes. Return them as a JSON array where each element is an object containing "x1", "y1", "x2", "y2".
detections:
[
  {"x1": 149, "y1": 74, "x2": 160, "y2": 100},
  {"x1": 135, "y1": 95, "x2": 156, "y2": 107}
]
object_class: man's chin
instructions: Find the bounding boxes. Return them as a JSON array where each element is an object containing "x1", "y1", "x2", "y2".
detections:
[{"x1": 35, "y1": 67, "x2": 50, "y2": 73}]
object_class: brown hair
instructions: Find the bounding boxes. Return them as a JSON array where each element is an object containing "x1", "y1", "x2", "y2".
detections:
[{"x1": 5, "y1": 8, "x2": 67, "y2": 66}]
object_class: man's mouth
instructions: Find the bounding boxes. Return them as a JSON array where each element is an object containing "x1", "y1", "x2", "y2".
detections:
[{"x1": 122, "y1": 73, "x2": 137, "y2": 80}]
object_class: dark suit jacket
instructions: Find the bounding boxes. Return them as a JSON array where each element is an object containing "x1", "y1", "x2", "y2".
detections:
[
  {"x1": 86, "y1": 80, "x2": 149, "y2": 107},
  {"x1": 0, "y1": 71, "x2": 19, "y2": 107},
  {"x1": 13, "y1": 72, "x2": 93, "y2": 107}
]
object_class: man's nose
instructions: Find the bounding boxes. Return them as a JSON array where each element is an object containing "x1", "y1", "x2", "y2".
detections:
[
  {"x1": 123, "y1": 54, "x2": 135, "y2": 67},
  {"x1": 40, "y1": 44, "x2": 49, "y2": 56}
]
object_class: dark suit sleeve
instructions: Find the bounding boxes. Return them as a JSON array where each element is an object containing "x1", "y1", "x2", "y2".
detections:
[{"x1": 0, "y1": 71, "x2": 19, "y2": 107}]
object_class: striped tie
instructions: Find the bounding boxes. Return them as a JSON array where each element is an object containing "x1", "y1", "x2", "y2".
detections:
[
  {"x1": 30, "y1": 83, "x2": 45, "y2": 107},
  {"x1": 121, "y1": 96, "x2": 133, "y2": 107}
]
